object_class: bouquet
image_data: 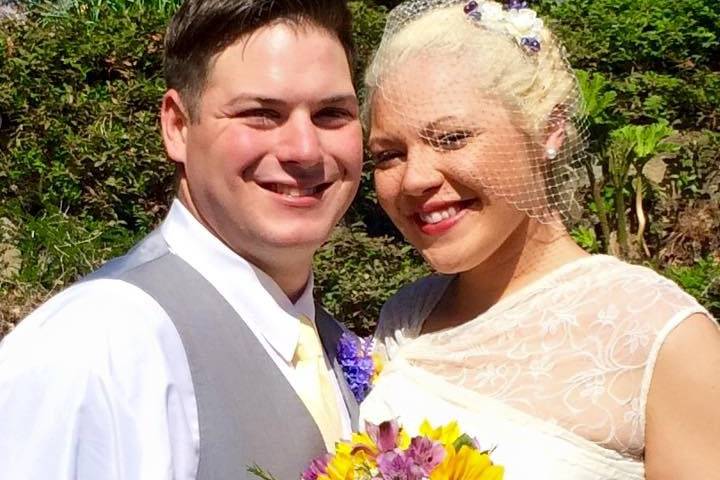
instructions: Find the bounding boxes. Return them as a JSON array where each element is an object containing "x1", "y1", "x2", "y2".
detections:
[
  {"x1": 301, "y1": 419, "x2": 504, "y2": 480},
  {"x1": 249, "y1": 418, "x2": 504, "y2": 480}
]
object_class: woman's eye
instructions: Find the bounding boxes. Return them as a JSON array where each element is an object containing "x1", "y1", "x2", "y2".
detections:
[
  {"x1": 429, "y1": 130, "x2": 473, "y2": 150},
  {"x1": 372, "y1": 150, "x2": 404, "y2": 166}
]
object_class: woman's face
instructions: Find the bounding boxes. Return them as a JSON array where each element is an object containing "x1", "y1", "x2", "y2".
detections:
[{"x1": 368, "y1": 59, "x2": 544, "y2": 273}]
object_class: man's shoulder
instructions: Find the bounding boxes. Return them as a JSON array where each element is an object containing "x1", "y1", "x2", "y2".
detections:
[
  {"x1": 0, "y1": 280, "x2": 199, "y2": 479},
  {"x1": 1, "y1": 278, "x2": 176, "y2": 369}
]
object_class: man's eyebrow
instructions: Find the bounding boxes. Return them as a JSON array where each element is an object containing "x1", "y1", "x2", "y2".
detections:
[
  {"x1": 225, "y1": 93, "x2": 358, "y2": 108},
  {"x1": 226, "y1": 94, "x2": 287, "y2": 106},
  {"x1": 318, "y1": 94, "x2": 358, "y2": 106}
]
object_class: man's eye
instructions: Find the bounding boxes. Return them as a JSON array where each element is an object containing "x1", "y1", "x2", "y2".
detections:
[
  {"x1": 428, "y1": 130, "x2": 473, "y2": 150},
  {"x1": 314, "y1": 108, "x2": 355, "y2": 128},
  {"x1": 235, "y1": 109, "x2": 282, "y2": 127}
]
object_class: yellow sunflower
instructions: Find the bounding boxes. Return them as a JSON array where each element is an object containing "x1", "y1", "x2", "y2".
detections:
[
  {"x1": 318, "y1": 450, "x2": 355, "y2": 480},
  {"x1": 429, "y1": 445, "x2": 504, "y2": 480},
  {"x1": 419, "y1": 420, "x2": 462, "y2": 445}
]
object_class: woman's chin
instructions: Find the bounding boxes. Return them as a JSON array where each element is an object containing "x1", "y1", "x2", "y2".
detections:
[{"x1": 422, "y1": 250, "x2": 479, "y2": 275}]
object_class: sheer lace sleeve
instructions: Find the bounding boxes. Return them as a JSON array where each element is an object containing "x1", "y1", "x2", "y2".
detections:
[{"x1": 637, "y1": 277, "x2": 718, "y2": 437}]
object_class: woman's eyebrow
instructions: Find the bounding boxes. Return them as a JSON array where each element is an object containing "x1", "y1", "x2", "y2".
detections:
[{"x1": 418, "y1": 116, "x2": 461, "y2": 135}]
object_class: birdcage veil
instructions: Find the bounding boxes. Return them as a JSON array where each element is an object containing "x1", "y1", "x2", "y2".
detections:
[{"x1": 364, "y1": 0, "x2": 590, "y2": 227}]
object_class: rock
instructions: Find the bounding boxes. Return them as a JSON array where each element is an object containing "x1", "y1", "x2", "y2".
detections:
[{"x1": 0, "y1": 0, "x2": 24, "y2": 20}]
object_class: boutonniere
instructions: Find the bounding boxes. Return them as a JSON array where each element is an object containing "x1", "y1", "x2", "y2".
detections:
[{"x1": 337, "y1": 333, "x2": 384, "y2": 402}]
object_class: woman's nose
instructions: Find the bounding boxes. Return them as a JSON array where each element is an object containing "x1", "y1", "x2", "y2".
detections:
[{"x1": 399, "y1": 150, "x2": 444, "y2": 197}]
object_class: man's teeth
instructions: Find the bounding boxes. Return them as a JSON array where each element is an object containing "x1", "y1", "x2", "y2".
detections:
[
  {"x1": 273, "y1": 185, "x2": 317, "y2": 197},
  {"x1": 419, "y1": 206, "x2": 460, "y2": 224}
]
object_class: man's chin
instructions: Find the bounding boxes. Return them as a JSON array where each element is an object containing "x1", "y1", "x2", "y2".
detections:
[{"x1": 261, "y1": 224, "x2": 335, "y2": 249}]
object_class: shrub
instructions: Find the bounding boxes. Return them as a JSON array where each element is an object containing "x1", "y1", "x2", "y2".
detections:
[
  {"x1": 314, "y1": 225, "x2": 429, "y2": 335},
  {"x1": 0, "y1": 3, "x2": 173, "y2": 229},
  {"x1": 538, "y1": 0, "x2": 720, "y2": 130},
  {"x1": 663, "y1": 257, "x2": 720, "y2": 318}
]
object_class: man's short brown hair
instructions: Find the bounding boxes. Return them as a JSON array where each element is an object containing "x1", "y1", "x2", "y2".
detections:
[{"x1": 164, "y1": 0, "x2": 355, "y2": 120}]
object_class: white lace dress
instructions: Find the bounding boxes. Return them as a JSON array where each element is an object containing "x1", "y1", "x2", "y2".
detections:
[{"x1": 360, "y1": 255, "x2": 715, "y2": 479}]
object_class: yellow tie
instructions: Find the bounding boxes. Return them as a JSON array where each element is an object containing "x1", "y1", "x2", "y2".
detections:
[{"x1": 293, "y1": 314, "x2": 343, "y2": 450}]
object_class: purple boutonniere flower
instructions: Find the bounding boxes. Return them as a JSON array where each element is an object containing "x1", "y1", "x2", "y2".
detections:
[{"x1": 337, "y1": 332, "x2": 378, "y2": 402}]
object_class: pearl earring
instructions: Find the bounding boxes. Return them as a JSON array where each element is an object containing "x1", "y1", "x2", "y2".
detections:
[{"x1": 546, "y1": 148, "x2": 558, "y2": 160}]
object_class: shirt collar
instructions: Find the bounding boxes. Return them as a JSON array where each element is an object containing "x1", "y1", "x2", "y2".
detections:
[{"x1": 159, "y1": 199, "x2": 313, "y2": 362}]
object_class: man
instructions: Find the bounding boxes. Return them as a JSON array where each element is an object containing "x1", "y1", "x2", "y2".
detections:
[{"x1": 0, "y1": 1, "x2": 363, "y2": 478}]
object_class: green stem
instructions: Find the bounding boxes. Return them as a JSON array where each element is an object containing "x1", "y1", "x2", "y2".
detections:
[
  {"x1": 584, "y1": 156, "x2": 611, "y2": 253},
  {"x1": 615, "y1": 184, "x2": 629, "y2": 257}
]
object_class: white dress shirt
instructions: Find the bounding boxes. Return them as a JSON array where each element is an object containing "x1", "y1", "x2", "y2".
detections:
[{"x1": 0, "y1": 200, "x2": 350, "y2": 479}]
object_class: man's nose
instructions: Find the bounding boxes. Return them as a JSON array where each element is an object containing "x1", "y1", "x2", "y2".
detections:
[{"x1": 276, "y1": 112, "x2": 322, "y2": 166}]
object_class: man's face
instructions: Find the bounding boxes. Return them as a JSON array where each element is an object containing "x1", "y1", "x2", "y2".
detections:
[{"x1": 164, "y1": 23, "x2": 363, "y2": 270}]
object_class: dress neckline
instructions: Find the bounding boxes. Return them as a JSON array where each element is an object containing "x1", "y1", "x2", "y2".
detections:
[{"x1": 414, "y1": 254, "x2": 619, "y2": 337}]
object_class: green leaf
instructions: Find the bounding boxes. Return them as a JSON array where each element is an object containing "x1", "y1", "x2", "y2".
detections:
[
  {"x1": 453, "y1": 434, "x2": 478, "y2": 451},
  {"x1": 246, "y1": 464, "x2": 279, "y2": 480}
]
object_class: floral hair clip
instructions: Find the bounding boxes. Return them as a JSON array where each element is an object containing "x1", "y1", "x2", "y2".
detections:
[{"x1": 463, "y1": 0, "x2": 544, "y2": 54}]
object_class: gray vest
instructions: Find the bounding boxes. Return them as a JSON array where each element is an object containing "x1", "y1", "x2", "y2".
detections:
[{"x1": 87, "y1": 229, "x2": 359, "y2": 479}]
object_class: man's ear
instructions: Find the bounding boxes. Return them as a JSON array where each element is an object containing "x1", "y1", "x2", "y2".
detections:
[
  {"x1": 544, "y1": 104, "x2": 568, "y2": 155},
  {"x1": 161, "y1": 89, "x2": 190, "y2": 165}
]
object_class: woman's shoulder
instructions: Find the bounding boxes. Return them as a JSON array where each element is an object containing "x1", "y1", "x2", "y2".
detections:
[
  {"x1": 570, "y1": 255, "x2": 714, "y2": 367},
  {"x1": 581, "y1": 255, "x2": 705, "y2": 313},
  {"x1": 373, "y1": 274, "x2": 453, "y2": 354},
  {"x1": 380, "y1": 274, "x2": 453, "y2": 324}
]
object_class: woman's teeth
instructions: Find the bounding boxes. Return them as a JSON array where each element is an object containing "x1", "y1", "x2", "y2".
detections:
[{"x1": 419, "y1": 206, "x2": 460, "y2": 224}]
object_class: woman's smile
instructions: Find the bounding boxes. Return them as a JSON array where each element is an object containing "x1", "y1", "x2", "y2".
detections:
[{"x1": 413, "y1": 198, "x2": 478, "y2": 236}]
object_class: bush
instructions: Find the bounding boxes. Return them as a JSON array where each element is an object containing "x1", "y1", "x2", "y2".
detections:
[
  {"x1": 0, "y1": 3, "x2": 173, "y2": 229},
  {"x1": 314, "y1": 225, "x2": 428, "y2": 335},
  {"x1": 539, "y1": 0, "x2": 720, "y2": 130},
  {"x1": 663, "y1": 257, "x2": 720, "y2": 317}
]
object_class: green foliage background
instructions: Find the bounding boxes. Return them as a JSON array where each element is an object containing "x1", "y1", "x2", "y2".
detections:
[{"x1": 1, "y1": 0, "x2": 718, "y2": 337}]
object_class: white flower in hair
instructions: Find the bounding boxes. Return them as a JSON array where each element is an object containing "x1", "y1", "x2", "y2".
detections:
[
  {"x1": 505, "y1": 8, "x2": 544, "y2": 39},
  {"x1": 464, "y1": 0, "x2": 544, "y2": 53},
  {"x1": 479, "y1": 1, "x2": 504, "y2": 22}
]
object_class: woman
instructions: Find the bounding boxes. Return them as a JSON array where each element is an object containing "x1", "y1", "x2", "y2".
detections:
[{"x1": 359, "y1": 1, "x2": 720, "y2": 478}]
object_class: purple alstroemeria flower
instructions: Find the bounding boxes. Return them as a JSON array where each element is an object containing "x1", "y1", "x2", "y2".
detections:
[
  {"x1": 301, "y1": 454, "x2": 331, "y2": 480},
  {"x1": 377, "y1": 451, "x2": 425, "y2": 480},
  {"x1": 337, "y1": 333, "x2": 376, "y2": 402},
  {"x1": 406, "y1": 437, "x2": 446, "y2": 475},
  {"x1": 366, "y1": 419, "x2": 400, "y2": 453}
]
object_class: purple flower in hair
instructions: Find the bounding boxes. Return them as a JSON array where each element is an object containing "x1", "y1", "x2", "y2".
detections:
[
  {"x1": 463, "y1": 0, "x2": 479, "y2": 14},
  {"x1": 505, "y1": 0, "x2": 529, "y2": 10},
  {"x1": 337, "y1": 332, "x2": 376, "y2": 402},
  {"x1": 521, "y1": 36, "x2": 541, "y2": 53}
]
